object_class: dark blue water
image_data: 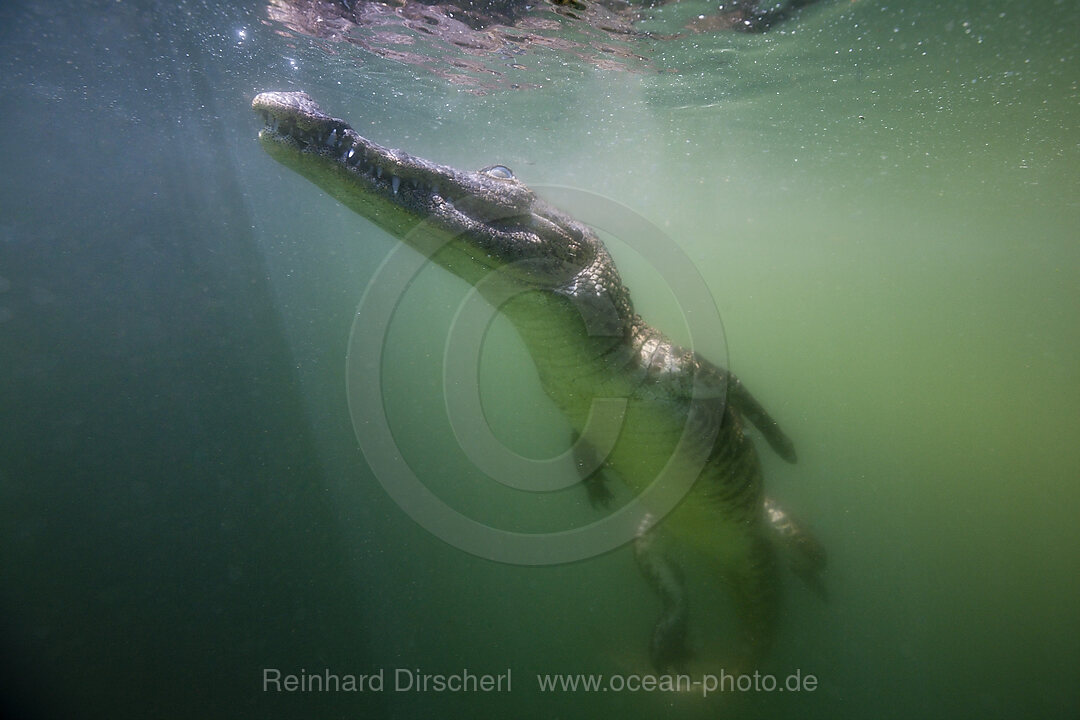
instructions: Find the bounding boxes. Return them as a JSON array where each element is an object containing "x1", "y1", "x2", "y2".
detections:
[{"x1": 1, "y1": 1, "x2": 1077, "y2": 718}]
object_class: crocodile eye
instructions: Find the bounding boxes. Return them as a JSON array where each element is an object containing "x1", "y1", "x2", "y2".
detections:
[{"x1": 481, "y1": 165, "x2": 515, "y2": 180}]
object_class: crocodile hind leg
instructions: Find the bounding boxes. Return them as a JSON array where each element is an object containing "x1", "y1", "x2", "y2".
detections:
[
  {"x1": 764, "y1": 495, "x2": 828, "y2": 600},
  {"x1": 724, "y1": 527, "x2": 782, "y2": 670},
  {"x1": 635, "y1": 519, "x2": 782, "y2": 673},
  {"x1": 633, "y1": 518, "x2": 692, "y2": 672}
]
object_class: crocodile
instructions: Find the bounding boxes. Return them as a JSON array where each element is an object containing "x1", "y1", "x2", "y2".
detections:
[{"x1": 252, "y1": 90, "x2": 824, "y2": 670}]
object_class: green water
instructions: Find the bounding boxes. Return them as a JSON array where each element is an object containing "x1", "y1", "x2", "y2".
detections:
[{"x1": 1, "y1": 0, "x2": 1077, "y2": 718}]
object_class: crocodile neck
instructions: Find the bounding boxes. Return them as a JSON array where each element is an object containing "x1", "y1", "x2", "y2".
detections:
[{"x1": 252, "y1": 91, "x2": 660, "y2": 426}]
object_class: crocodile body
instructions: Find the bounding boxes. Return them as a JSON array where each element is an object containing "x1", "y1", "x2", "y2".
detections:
[{"x1": 252, "y1": 91, "x2": 824, "y2": 669}]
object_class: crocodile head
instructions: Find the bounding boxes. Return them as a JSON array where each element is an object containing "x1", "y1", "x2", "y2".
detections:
[{"x1": 252, "y1": 91, "x2": 616, "y2": 292}]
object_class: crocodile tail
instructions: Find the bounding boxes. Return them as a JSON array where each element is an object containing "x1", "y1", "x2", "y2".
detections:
[{"x1": 764, "y1": 496, "x2": 828, "y2": 601}]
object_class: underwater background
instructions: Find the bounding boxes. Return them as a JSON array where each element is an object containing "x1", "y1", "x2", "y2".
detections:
[{"x1": 1, "y1": 0, "x2": 1077, "y2": 717}]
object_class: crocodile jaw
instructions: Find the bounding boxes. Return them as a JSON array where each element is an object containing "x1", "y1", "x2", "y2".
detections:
[{"x1": 252, "y1": 91, "x2": 594, "y2": 288}]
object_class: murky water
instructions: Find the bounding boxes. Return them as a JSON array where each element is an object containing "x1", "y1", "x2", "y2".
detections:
[{"x1": 1, "y1": 1, "x2": 1077, "y2": 718}]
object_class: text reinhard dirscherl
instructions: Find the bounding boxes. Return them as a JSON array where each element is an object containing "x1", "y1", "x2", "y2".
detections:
[
  {"x1": 262, "y1": 668, "x2": 819, "y2": 698},
  {"x1": 263, "y1": 668, "x2": 512, "y2": 694}
]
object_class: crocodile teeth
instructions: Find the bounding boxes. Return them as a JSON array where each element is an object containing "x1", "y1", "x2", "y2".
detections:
[{"x1": 391, "y1": 176, "x2": 401, "y2": 194}]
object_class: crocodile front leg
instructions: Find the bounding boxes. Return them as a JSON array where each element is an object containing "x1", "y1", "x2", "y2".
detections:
[{"x1": 571, "y1": 429, "x2": 614, "y2": 508}]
